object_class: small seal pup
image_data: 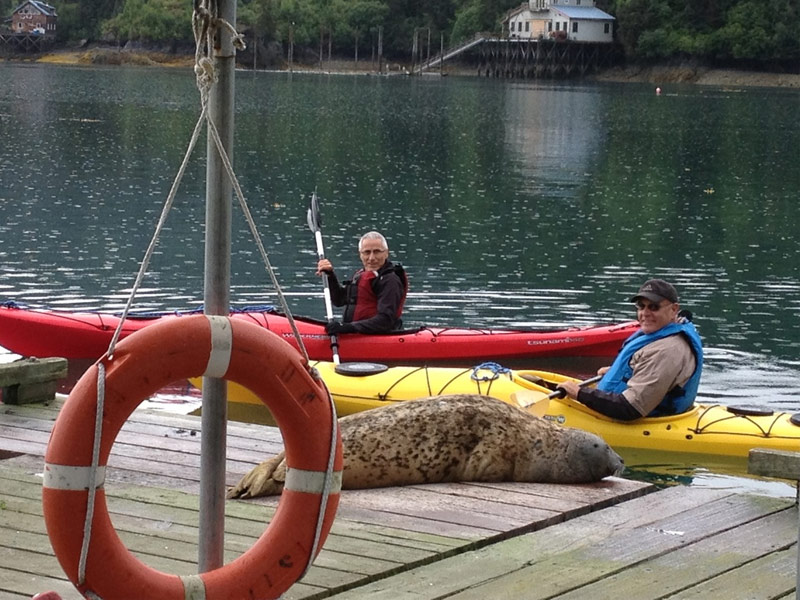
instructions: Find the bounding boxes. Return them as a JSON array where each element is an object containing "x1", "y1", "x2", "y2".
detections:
[{"x1": 227, "y1": 394, "x2": 624, "y2": 499}]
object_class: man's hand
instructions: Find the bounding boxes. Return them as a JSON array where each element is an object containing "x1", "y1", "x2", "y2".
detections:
[
  {"x1": 325, "y1": 320, "x2": 356, "y2": 336},
  {"x1": 317, "y1": 259, "x2": 334, "y2": 276},
  {"x1": 556, "y1": 381, "x2": 581, "y2": 399}
]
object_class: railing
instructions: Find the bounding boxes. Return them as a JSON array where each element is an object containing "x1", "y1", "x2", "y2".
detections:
[{"x1": 414, "y1": 31, "x2": 493, "y2": 73}]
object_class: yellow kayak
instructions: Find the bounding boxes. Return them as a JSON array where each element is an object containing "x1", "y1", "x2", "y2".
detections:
[
  {"x1": 193, "y1": 361, "x2": 551, "y2": 415},
  {"x1": 191, "y1": 363, "x2": 800, "y2": 458},
  {"x1": 523, "y1": 370, "x2": 800, "y2": 458}
]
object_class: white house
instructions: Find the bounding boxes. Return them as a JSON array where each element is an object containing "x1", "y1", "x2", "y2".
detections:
[
  {"x1": 504, "y1": 0, "x2": 614, "y2": 43},
  {"x1": 505, "y1": 1, "x2": 550, "y2": 40}
]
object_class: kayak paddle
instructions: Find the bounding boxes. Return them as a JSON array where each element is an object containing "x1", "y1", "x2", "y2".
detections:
[
  {"x1": 307, "y1": 189, "x2": 340, "y2": 364},
  {"x1": 515, "y1": 374, "x2": 603, "y2": 412}
]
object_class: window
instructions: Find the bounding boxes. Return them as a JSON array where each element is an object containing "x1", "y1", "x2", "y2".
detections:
[
  {"x1": 548, "y1": 22, "x2": 552, "y2": 31},
  {"x1": 604, "y1": 23, "x2": 610, "y2": 33},
  {"x1": 555, "y1": 22, "x2": 560, "y2": 31},
  {"x1": 518, "y1": 22, "x2": 522, "y2": 31},
  {"x1": 572, "y1": 22, "x2": 578, "y2": 33},
  {"x1": 525, "y1": 22, "x2": 530, "y2": 32}
]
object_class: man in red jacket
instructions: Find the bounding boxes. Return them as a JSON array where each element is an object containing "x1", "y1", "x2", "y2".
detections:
[{"x1": 316, "y1": 231, "x2": 407, "y2": 334}]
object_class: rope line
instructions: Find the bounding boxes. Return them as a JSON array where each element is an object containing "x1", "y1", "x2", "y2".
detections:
[
  {"x1": 203, "y1": 103, "x2": 309, "y2": 361},
  {"x1": 77, "y1": 362, "x2": 107, "y2": 587},
  {"x1": 81, "y1": 3, "x2": 326, "y2": 593},
  {"x1": 471, "y1": 362, "x2": 512, "y2": 381},
  {"x1": 105, "y1": 105, "x2": 209, "y2": 359},
  {"x1": 79, "y1": 4, "x2": 326, "y2": 594},
  {"x1": 103, "y1": 0, "x2": 307, "y2": 361}
]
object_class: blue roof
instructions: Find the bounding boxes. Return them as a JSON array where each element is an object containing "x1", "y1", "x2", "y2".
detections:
[
  {"x1": 552, "y1": 5, "x2": 614, "y2": 20},
  {"x1": 13, "y1": 0, "x2": 57, "y2": 16}
]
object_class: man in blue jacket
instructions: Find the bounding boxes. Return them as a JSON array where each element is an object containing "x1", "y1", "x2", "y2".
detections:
[{"x1": 557, "y1": 279, "x2": 703, "y2": 420}]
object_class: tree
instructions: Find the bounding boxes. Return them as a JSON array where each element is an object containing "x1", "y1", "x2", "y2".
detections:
[
  {"x1": 102, "y1": 0, "x2": 192, "y2": 43},
  {"x1": 56, "y1": 0, "x2": 119, "y2": 40},
  {"x1": 451, "y1": 0, "x2": 517, "y2": 43},
  {"x1": 330, "y1": 0, "x2": 389, "y2": 61}
]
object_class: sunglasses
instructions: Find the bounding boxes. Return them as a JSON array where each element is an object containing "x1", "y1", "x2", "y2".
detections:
[{"x1": 635, "y1": 301, "x2": 671, "y2": 312}]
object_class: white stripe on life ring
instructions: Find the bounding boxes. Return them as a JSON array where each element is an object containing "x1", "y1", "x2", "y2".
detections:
[
  {"x1": 285, "y1": 467, "x2": 343, "y2": 494},
  {"x1": 180, "y1": 574, "x2": 206, "y2": 600},
  {"x1": 43, "y1": 464, "x2": 106, "y2": 490},
  {"x1": 204, "y1": 315, "x2": 232, "y2": 378}
]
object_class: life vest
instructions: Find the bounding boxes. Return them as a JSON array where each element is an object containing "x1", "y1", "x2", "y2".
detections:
[
  {"x1": 344, "y1": 262, "x2": 407, "y2": 324},
  {"x1": 597, "y1": 321, "x2": 703, "y2": 416}
]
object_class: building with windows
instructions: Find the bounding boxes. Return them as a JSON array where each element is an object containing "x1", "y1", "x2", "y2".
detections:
[
  {"x1": 504, "y1": 0, "x2": 614, "y2": 43},
  {"x1": 11, "y1": 1, "x2": 57, "y2": 36}
]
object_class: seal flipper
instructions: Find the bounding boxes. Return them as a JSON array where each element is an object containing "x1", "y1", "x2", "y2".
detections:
[{"x1": 227, "y1": 451, "x2": 287, "y2": 499}]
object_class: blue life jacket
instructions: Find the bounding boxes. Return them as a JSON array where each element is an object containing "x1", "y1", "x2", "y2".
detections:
[{"x1": 597, "y1": 322, "x2": 703, "y2": 416}]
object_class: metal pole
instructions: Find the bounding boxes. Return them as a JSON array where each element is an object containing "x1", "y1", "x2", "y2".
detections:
[
  {"x1": 199, "y1": 0, "x2": 235, "y2": 573},
  {"x1": 288, "y1": 22, "x2": 294, "y2": 72},
  {"x1": 440, "y1": 33, "x2": 444, "y2": 76},
  {"x1": 426, "y1": 27, "x2": 431, "y2": 67},
  {"x1": 378, "y1": 26, "x2": 383, "y2": 74}
]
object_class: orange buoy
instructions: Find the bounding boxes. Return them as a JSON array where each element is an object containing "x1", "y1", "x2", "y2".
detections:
[{"x1": 42, "y1": 315, "x2": 342, "y2": 599}]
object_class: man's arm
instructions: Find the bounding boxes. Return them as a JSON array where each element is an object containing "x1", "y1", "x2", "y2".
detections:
[
  {"x1": 574, "y1": 387, "x2": 643, "y2": 421},
  {"x1": 325, "y1": 270, "x2": 347, "y2": 307}
]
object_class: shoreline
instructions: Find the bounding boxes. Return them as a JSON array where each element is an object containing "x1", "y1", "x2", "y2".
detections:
[
  {"x1": 21, "y1": 48, "x2": 800, "y2": 89},
  {"x1": 587, "y1": 64, "x2": 800, "y2": 89}
]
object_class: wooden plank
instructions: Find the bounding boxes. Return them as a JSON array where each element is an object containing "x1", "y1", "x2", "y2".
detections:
[
  {"x1": 418, "y1": 492, "x2": 794, "y2": 600},
  {"x1": 0, "y1": 357, "x2": 68, "y2": 387},
  {"x1": 0, "y1": 358, "x2": 68, "y2": 405},
  {"x1": 661, "y1": 547, "x2": 797, "y2": 599},
  {"x1": 0, "y1": 564, "x2": 82, "y2": 600},
  {"x1": 455, "y1": 478, "x2": 650, "y2": 511},
  {"x1": 0, "y1": 472, "x2": 448, "y2": 571},
  {"x1": 0, "y1": 408, "x2": 285, "y2": 463},
  {"x1": 0, "y1": 394, "x2": 704, "y2": 600},
  {"x1": 749, "y1": 448, "x2": 800, "y2": 482},
  {"x1": 550, "y1": 508, "x2": 798, "y2": 599},
  {"x1": 316, "y1": 487, "x2": 790, "y2": 600},
  {"x1": 8, "y1": 469, "x2": 465, "y2": 557},
  {"x1": 3, "y1": 379, "x2": 60, "y2": 404},
  {"x1": 0, "y1": 465, "x2": 472, "y2": 596}
]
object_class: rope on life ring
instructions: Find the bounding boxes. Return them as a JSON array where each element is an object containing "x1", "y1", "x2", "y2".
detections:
[{"x1": 42, "y1": 314, "x2": 343, "y2": 600}]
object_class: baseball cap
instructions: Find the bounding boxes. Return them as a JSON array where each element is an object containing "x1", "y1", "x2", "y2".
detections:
[{"x1": 629, "y1": 279, "x2": 679, "y2": 304}]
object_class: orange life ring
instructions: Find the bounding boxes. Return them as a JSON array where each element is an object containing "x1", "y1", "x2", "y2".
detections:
[{"x1": 42, "y1": 314, "x2": 342, "y2": 599}]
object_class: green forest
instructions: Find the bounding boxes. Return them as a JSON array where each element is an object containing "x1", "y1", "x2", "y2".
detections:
[{"x1": 6, "y1": 0, "x2": 799, "y2": 68}]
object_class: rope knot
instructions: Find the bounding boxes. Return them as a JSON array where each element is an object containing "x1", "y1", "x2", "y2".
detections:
[
  {"x1": 195, "y1": 56, "x2": 217, "y2": 92},
  {"x1": 471, "y1": 362, "x2": 512, "y2": 381}
]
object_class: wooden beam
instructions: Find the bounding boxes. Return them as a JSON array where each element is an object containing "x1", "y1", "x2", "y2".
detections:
[
  {"x1": 748, "y1": 447, "x2": 800, "y2": 593},
  {"x1": 0, "y1": 357, "x2": 67, "y2": 404},
  {"x1": 748, "y1": 448, "x2": 800, "y2": 481}
]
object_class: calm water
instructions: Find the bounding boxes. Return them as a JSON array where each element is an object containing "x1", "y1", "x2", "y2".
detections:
[{"x1": 2, "y1": 63, "x2": 799, "y2": 492}]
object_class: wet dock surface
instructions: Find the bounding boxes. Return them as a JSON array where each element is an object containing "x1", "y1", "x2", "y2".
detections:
[{"x1": 1, "y1": 398, "x2": 795, "y2": 599}]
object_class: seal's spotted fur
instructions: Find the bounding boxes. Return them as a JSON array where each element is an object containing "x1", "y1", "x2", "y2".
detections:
[{"x1": 227, "y1": 394, "x2": 623, "y2": 499}]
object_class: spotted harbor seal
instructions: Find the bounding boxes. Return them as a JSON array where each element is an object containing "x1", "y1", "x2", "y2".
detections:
[{"x1": 227, "y1": 394, "x2": 624, "y2": 499}]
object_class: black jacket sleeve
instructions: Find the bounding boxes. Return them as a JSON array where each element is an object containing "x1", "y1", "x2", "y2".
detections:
[
  {"x1": 325, "y1": 270, "x2": 347, "y2": 307},
  {"x1": 576, "y1": 387, "x2": 644, "y2": 421}
]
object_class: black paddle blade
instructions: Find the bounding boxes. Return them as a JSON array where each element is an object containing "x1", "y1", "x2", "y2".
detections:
[{"x1": 307, "y1": 190, "x2": 322, "y2": 233}]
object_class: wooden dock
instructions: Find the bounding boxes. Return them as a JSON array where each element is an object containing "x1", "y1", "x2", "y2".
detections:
[{"x1": 1, "y1": 397, "x2": 796, "y2": 599}]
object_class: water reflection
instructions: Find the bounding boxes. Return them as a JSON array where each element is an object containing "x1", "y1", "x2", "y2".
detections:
[
  {"x1": 621, "y1": 448, "x2": 797, "y2": 499},
  {"x1": 1, "y1": 65, "x2": 799, "y2": 412}
]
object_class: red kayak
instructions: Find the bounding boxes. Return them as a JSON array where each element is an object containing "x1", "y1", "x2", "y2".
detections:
[{"x1": 0, "y1": 303, "x2": 638, "y2": 363}]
